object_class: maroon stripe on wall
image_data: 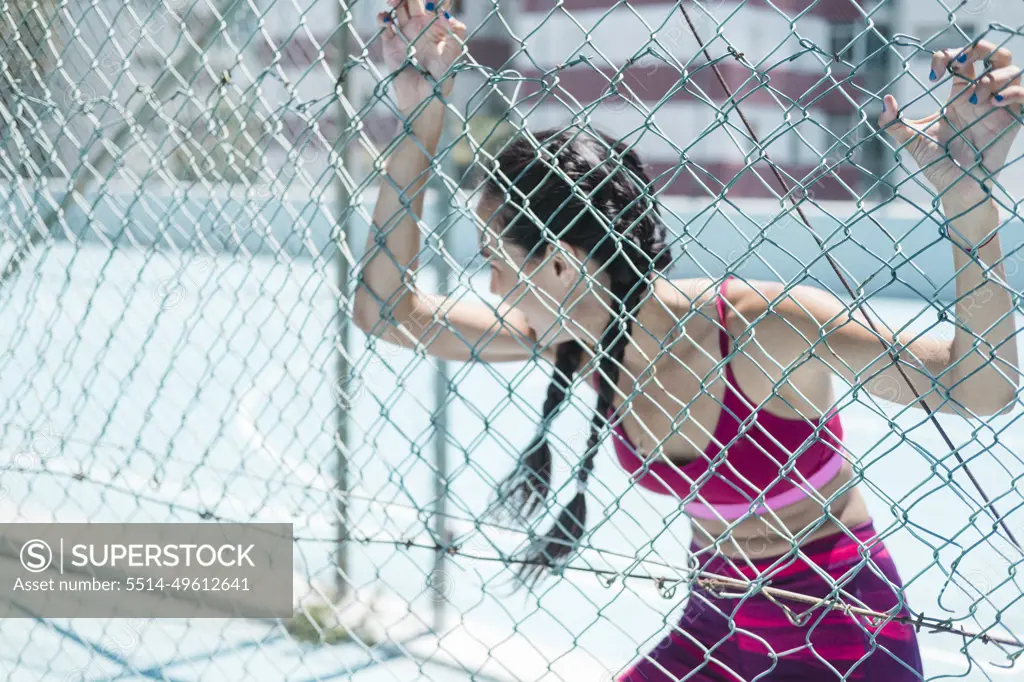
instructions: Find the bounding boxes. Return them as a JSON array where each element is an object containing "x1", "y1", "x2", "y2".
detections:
[
  {"x1": 517, "y1": 61, "x2": 863, "y2": 115},
  {"x1": 521, "y1": 0, "x2": 865, "y2": 22},
  {"x1": 645, "y1": 160, "x2": 860, "y2": 200},
  {"x1": 467, "y1": 35, "x2": 516, "y2": 70}
]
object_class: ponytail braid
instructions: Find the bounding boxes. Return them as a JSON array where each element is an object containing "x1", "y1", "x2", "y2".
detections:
[
  {"x1": 493, "y1": 341, "x2": 585, "y2": 521},
  {"x1": 517, "y1": 278, "x2": 644, "y2": 588}
]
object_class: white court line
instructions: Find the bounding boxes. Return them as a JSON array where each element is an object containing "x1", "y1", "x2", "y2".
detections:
[
  {"x1": 404, "y1": 616, "x2": 616, "y2": 682},
  {"x1": 236, "y1": 381, "x2": 334, "y2": 491},
  {"x1": 920, "y1": 645, "x2": 1020, "y2": 677}
]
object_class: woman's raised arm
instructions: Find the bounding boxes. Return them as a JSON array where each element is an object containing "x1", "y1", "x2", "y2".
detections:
[
  {"x1": 353, "y1": 2, "x2": 547, "y2": 364},
  {"x1": 722, "y1": 41, "x2": 1022, "y2": 418}
]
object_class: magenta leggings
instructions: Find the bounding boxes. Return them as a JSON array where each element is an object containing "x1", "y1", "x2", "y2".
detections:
[{"x1": 619, "y1": 522, "x2": 923, "y2": 681}]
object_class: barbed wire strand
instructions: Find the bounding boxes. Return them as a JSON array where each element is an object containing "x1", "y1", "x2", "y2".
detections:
[
  {"x1": 293, "y1": 532, "x2": 1024, "y2": 652},
  {"x1": 11, "y1": 449, "x2": 1015, "y2": 652}
]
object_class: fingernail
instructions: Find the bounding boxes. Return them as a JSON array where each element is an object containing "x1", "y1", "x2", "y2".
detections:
[
  {"x1": 444, "y1": 10, "x2": 451, "y2": 18},
  {"x1": 970, "y1": 93, "x2": 978, "y2": 105},
  {"x1": 929, "y1": 69, "x2": 937, "y2": 81},
  {"x1": 425, "y1": 2, "x2": 435, "y2": 9},
  {"x1": 996, "y1": 93, "x2": 1005, "y2": 102},
  {"x1": 882, "y1": 99, "x2": 887, "y2": 113},
  {"x1": 957, "y1": 53, "x2": 968, "y2": 63},
  {"x1": 383, "y1": 14, "x2": 391, "y2": 21}
]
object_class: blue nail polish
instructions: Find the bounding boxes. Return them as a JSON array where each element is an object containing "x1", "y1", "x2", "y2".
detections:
[
  {"x1": 958, "y1": 53, "x2": 968, "y2": 63},
  {"x1": 970, "y1": 93, "x2": 978, "y2": 105},
  {"x1": 929, "y1": 69, "x2": 937, "y2": 81},
  {"x1": 425, "y1": 2, "x2": 435, "y2": 9},
  {"x1": 383, "y1": 14, "x2": 390, "y2": 21},
  {"x1": 996, "y1": 93, "x2": 1005, "y2": 102},
  {"x1": 882, "y1": 99, "x2": 887, "y2": 113},
  {"x1": 443, "y1": 10, "x2": 451, "y2": 18}
]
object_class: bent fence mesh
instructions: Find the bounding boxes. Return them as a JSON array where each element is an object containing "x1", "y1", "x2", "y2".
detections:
[{"x1": 0, "y1": 0, "x2": 1022, "y2": 679}]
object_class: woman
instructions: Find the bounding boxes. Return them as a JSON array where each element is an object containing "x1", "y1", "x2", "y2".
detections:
[{"x1": 355, "y1": 2, "x2": 1022, "y2": 679}]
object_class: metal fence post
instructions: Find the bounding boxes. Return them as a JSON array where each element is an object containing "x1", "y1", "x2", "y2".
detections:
[
  {"x1": 430, "y1": 125, "x2": 459, "y2": 632},
  {"x1": 333, "y1": 0, "x2": 353, "y2": 603}
]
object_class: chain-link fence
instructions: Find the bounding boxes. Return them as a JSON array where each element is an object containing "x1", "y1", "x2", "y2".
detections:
[{"x1": 1, "y1": 0, "x2": 1024, "y2": 679}]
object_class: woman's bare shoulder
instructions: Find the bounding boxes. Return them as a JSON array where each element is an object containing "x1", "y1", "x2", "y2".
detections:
[
  {"x1": 661, "y1": 275, "x2": 790, "y2": 332},
  {"x1": 661, "y1": 276, "x2": 753, "y2": 320},
  {"x1": 661, "y1": 277, "x2": 719, "y2": 309},
  {"x1": 655, "y1": 277, "x2": 727, "y2": 340}
]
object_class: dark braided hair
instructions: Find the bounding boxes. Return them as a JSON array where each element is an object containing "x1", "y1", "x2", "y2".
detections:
[{"x1": 483, "y1": 127, "x2": 673, "y2": 586}]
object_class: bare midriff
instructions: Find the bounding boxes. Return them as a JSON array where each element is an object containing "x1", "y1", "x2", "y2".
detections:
[{"x1": 689, "y1": 458, "x2": 870, "y2": 559}]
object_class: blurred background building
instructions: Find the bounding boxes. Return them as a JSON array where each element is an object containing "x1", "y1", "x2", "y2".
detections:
[
  {"x1": 2, "y1": 0, "x2": 1021, "y2": 280},
  {"x1": 253, "y1": 0, "x2": 1017, "y2": 208},
  {"x1": 4, "y1": 0, "x2": 1015, "y2": 207}
]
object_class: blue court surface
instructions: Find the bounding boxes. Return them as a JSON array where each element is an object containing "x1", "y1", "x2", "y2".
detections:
[{"x1": 0, "y1": 242, "x2": 1021, "y2": 680}]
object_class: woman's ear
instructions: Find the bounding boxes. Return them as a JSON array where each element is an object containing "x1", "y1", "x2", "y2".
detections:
[{"x1": 553, "y1": 257, "x2": 565, "y2": 277}]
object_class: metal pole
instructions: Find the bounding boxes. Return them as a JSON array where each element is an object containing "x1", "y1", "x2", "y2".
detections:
[
  {"x1": 431, "y1": 308, "x2": 450, "y2": 631},
  {"x1": 430, "y1": 124, "x2": 458, "y2": 633},
  {"x1": 333, "y1": 0, "x2": 353, "y2": 603}
]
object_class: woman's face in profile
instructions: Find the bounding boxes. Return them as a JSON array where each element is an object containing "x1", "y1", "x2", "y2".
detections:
[{"x1": 475, "y1": 194, "x2": 582, "y2": 346}]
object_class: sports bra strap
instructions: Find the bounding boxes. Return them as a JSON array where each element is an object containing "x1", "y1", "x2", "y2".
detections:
[{"x1": 716, "y1": 276, "x2": 732, "y2": 360}]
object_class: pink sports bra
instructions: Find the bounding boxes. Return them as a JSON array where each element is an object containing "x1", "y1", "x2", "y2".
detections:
[{"x1": 600, "y1": 275, "x2": 845, "y2": 520}]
